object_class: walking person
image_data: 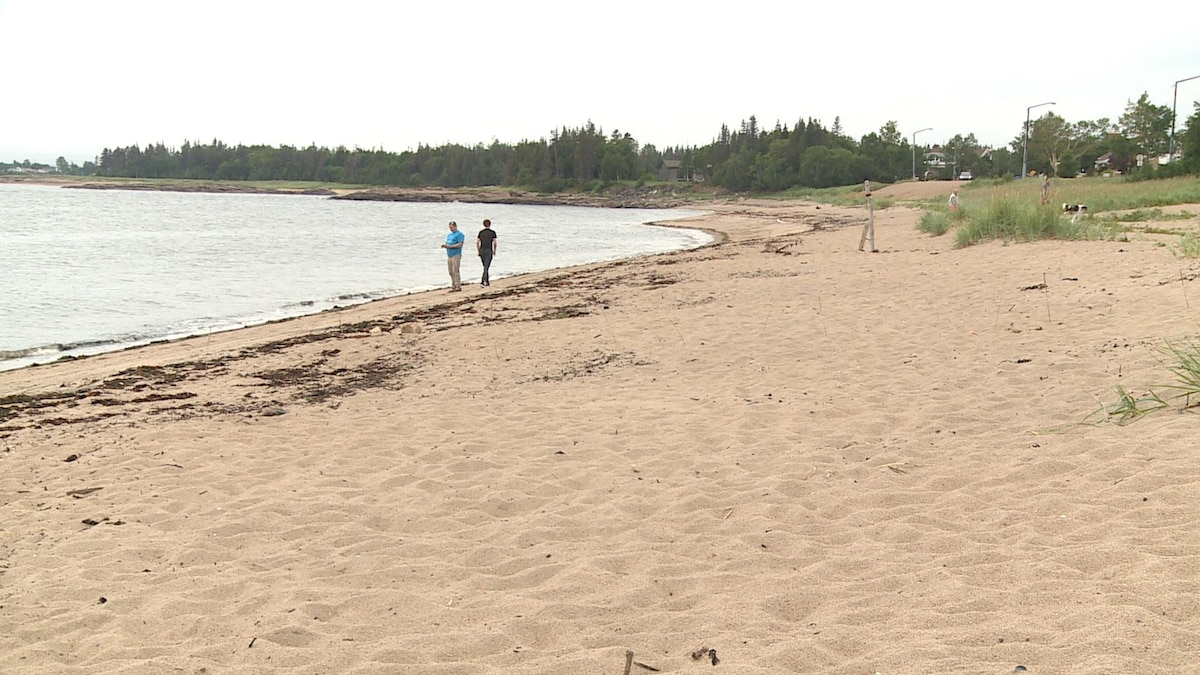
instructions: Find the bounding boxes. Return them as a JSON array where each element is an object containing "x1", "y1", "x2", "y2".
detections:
[
  {"x1": 1041, "y1": 175, "x2": 1051, "y2": 204},
  {"x1": 441, "y1": 221, "x2": 465, "y2": 292},
  {"x1": 476, "y1": 219, "x2": 497, "y2": 287},
  {"x1": 948, "y1": 189, "x2": 959, "y2": 212}
]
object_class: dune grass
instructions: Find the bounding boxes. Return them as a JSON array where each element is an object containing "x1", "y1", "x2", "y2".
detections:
[
  {"x1": 1049, "y1": 175, "x2": 1200, "y2": 212},
  {"x1": 956, "y1": 175, "x2": 1200, "y2": 212},
  {"x1": 914, "y1": 174, "x2": 1200, "y2": 247},
  {"x1": 1095, "y1": 341, "x2": 1200, "y2": 424},
  {"x1": 951, "y1": 197, "x2": 1122, "y2": 247}
]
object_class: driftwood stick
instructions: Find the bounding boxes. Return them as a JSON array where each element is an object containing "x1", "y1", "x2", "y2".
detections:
[{"x1": 623, "y1": 649, "x2": 634, "y2": 675}]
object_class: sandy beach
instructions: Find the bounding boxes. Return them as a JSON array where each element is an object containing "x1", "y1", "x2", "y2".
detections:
[{"x1": 3, "y1": 192, "x2": 1199, "y2": 673}]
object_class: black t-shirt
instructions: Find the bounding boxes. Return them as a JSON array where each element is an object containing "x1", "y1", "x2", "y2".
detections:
[{"x1": 477, "y1": 228, "x2": 497, "y2": 256}]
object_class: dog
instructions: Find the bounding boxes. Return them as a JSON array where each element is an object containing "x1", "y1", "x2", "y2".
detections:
[{"x1": 1062, "y1": 203, "x2": 1088, "y2": 224}]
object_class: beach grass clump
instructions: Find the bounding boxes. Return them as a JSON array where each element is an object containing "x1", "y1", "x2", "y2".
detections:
[
  {"x1": 1158, "y1": 341, "x2": 1200, "y2": 407},
  {"x1": 917, "y1": 210, "x2": 951, "y2": 236},
  {"x1": 1105, "y1": 385, "x2": 1169, "y2": 425},
  {"x1": 952, "y1": 196, "x2": 1121, "y2": 247},
  {"x1": 1096, "y1": 341, "x2": 1200, "y2": 424},
  {"x1": 949, "y1": 202, "x2": 969, "y2": 224},
  {"x1": 953, "y1": 197, "x2": 1060, "y2": 247}
]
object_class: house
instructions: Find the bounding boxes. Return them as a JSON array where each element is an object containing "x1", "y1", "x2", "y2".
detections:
[
  {"x1": 922, "y1": 146, "x2": 949, "y2": 180},
  {"x1": 924, "y1": 146, "x2": 947, "y2": 170},
  {"x1": 658, "y1": 159, "x2": 682, "y2": 182}
]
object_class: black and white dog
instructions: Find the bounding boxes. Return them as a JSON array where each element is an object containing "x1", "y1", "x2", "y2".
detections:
[{"x1": 1062, "y1": 203, "x2": 1088, "y2": 224}]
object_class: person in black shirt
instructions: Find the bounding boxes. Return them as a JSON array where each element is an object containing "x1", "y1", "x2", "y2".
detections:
[{"x1": 476, "y1": 219, "x2": 498, "y2": 287}]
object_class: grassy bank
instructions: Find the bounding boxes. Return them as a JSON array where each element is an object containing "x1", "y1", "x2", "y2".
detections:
[
  {"x1": 914, "y1": 175, "x2": 1200, "y2": 248},
  {"x1": 766, "y1": 183, "x2": 895, "y2": 209}
]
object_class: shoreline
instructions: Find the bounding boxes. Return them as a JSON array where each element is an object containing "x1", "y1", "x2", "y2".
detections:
[
  {"x1": 0, "y1": 207, "x2": 727, "y2": 395},
  {"x1": 0, "y1": 184, "x2": 721, "y2": 374},
  {"x1": 0, "y1": 174, "x2": 718, "y2": 209},
  {"x1": 0, "y1": 223, "x2": 721, "y2": 375}
]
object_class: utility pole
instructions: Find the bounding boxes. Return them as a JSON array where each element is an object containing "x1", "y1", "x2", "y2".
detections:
[
  {"x1": 912, "y1": 127, "x2": 931, "y2": 180},
  {"x1": 1022, "y1": 101, "x2": 1055, "y2": 178},
  {"x1": 1170, "y1": 75, "x2": 1200, "y2": 163}
]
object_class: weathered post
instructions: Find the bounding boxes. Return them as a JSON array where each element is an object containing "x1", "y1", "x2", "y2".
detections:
[{"x1": 858, "y1": 180, "x2": 877, "y2": 252}]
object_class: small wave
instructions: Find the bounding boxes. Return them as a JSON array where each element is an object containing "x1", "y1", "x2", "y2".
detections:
[
  {"x1": 0, "y1": 335, "x2": 147, "y2": 364},
  {"x1": 0, "y1": 344, "x2": 66, "y2": 361}
]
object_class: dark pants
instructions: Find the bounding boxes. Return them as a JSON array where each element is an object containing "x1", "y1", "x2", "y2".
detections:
[{"x1": 480, "y1": 253, "x2": 493, "y2": 285}]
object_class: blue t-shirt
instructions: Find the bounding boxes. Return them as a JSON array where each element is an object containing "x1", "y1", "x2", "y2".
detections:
[{"x1": 445, "y1": 230, "x2": 465, "y2": 257}]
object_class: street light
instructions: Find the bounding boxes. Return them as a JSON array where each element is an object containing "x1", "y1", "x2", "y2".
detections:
[
  {"x1": 911, "y1": 127, "x2": 932, "y2": 180},
  {"x1": 1021, "y1": 101, "x2": 1055, "y2": 178},
  {"x1": 1170, "y1": 75, "x2": 1200, "y2": 163}
]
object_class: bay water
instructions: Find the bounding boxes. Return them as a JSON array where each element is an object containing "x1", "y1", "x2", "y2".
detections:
[{"x1": 0, "y1": 183, "x2": 709, "y2": 371}]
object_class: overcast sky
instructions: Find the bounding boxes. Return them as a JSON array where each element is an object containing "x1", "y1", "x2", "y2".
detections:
[{"x1": 2, "y1": 0, "x2": 1198, "y2": 165}]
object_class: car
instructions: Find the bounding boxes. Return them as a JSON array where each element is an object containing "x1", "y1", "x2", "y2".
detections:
[{"x1": 958, "y1": 171, "x2": 973, "y2": 180}]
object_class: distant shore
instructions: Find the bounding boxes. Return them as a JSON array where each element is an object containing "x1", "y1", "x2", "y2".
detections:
[{"x1": 0, "y1": 174, "x2": 713, "y2": 208}]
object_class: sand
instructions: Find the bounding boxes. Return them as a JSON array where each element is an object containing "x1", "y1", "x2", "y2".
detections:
[{"x1": 2, "y1": 197, "x2": 1199, "y2": 674}]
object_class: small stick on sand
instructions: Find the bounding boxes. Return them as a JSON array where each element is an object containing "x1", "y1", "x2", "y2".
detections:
[
  {"x1": 1043, "y1": 273, "x2": 1052, "y2": 323},
  {"x1": 623, "y1": 649, "x2": 634, "y2": 675}
]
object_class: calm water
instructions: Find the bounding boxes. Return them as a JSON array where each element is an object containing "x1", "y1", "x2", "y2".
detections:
[{"x1": 0, "y1": 183, "x2": 709, "y2": 371}]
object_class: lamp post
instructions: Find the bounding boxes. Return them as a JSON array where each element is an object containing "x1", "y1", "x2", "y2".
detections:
[
  {"x1": 1021, "y1": 101, "x2": 1055, "y2": 178},
  {"x1": 1170, "y1": 75, "x2": 1200, "y2": 163},
  {"x1": 912, "y1": 127, "x2": 931, "y2": 180}
]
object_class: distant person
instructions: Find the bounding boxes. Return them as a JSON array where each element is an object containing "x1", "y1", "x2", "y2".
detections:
[
  {"x1": 476, "y1": 219, "x2": 497, "y2": 287},
  {"x1": 441, "y1": 221, "x2": 464, "y2": 292},
  {"x1": 1041, "y1": 175, "x2": 1051, "y2": 204},
  {"x1": 948, "y1": 189, "x2": 959, "y2": 212}
]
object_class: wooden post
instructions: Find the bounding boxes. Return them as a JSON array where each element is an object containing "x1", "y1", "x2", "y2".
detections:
[{"x1": 858, "y1": 179, "x2": 877, "y2": 252}]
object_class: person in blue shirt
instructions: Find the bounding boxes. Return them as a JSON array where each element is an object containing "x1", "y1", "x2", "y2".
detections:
[{"x1": 441, "y1": 221, "x2": 465, "y2": 292}]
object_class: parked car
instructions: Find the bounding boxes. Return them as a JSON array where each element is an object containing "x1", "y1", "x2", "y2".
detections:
[{"x1": 958, "y1": 171, "x2": 973, "y2": 180}]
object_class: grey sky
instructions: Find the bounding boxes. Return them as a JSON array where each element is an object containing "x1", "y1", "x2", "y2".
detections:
[{"x1": 2, "y1": 0, "x2": 1198, "y2": 164}]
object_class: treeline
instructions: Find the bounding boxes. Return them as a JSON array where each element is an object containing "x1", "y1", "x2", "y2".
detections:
[
  {"x1": 89, "y1": 117, "x2": 942, "y2": 191},
  {"x1": 88, "y1": 94, "x2": 1199, "y2": 191},
  {"x1": 94, "y1": 123, "x2": 665, "y2": 191},
  {"x1": 6, "y1": 157, "x2": 99, "y2": 176}
]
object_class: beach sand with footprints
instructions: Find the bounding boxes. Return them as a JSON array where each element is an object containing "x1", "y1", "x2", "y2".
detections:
[{"x1": 3, "y1": 194, "x2": 1199, "y2": 673}]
